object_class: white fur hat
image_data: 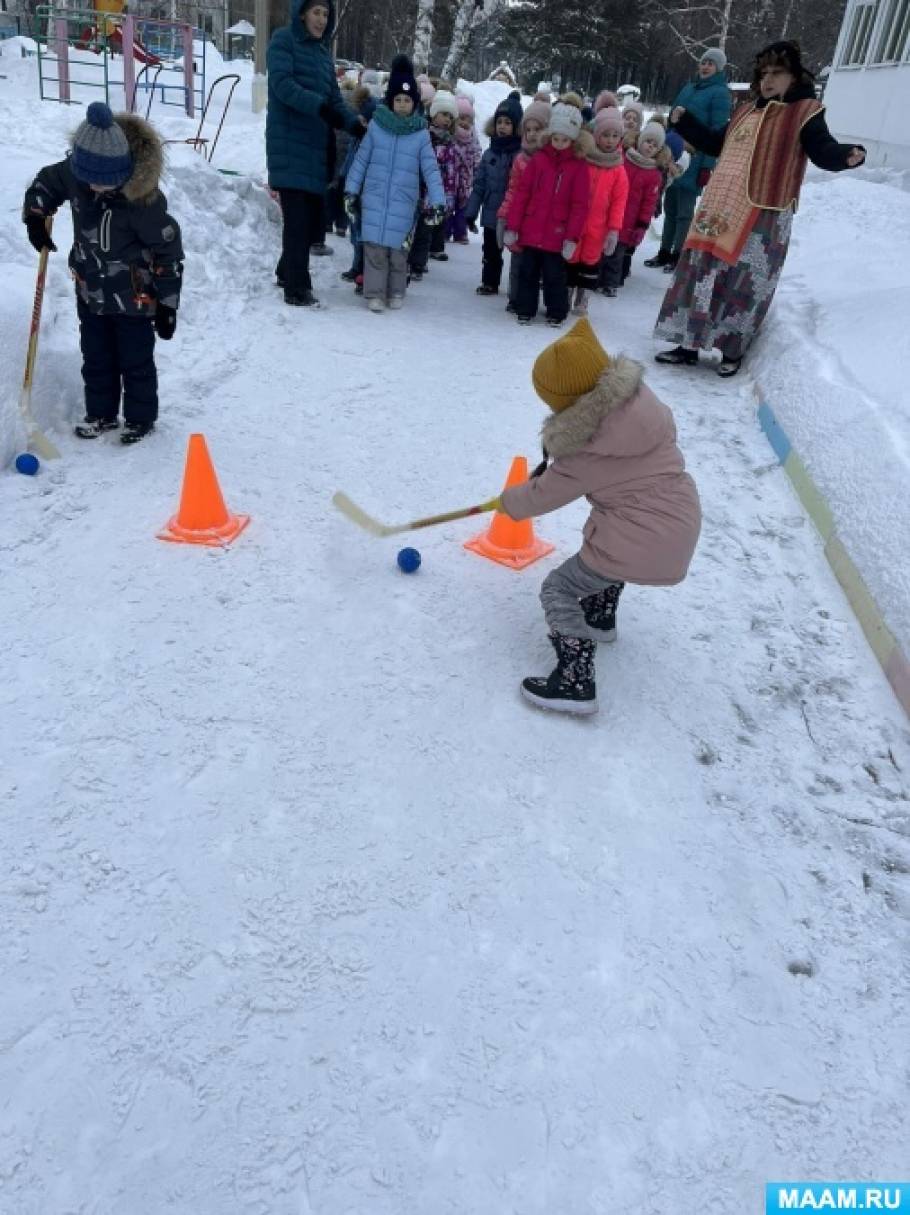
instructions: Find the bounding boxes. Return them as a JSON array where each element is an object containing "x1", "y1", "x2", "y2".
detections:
[
  {"x1": 430, "y1": 90, "x2": 459, "y2": 120},
  {"x1": 548, "y1": 101, "x2": 583, "y2": 141},
  {"x1": 638, "y1": 120, "x2": 667, "y2": 150}
]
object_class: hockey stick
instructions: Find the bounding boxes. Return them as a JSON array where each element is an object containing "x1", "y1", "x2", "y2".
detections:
[
  {"x1": 332, "y1": 491, "x2": 500, "y2": 538},
  {"x1": 19, "y1": 220, "x2": 61, "y2": 461}
]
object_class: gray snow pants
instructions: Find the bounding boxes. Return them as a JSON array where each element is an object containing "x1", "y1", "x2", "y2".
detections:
[
  {"x1": 363, "y1": 242, "x2": 408, "y2": 301},
  {"x1": 540, "y1": 553, "x2": 624, "y2": 642}
]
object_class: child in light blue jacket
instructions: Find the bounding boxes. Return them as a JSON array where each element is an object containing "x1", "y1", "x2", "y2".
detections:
[{"x1": 345, "y1": 54, "x2": 444, "y2": 312}]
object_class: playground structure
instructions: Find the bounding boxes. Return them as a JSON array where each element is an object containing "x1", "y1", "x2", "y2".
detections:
[
  {"x1": 34, "y1": 4, "x2": 244, "y2": 167},
  {"x1": 37, "y1": 3, "x2": 201, "y2": 116}
]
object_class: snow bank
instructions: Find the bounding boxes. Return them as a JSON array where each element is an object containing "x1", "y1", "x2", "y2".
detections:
[{"x1": 752, "y1": 170, "x2": 910, "y2": 657}]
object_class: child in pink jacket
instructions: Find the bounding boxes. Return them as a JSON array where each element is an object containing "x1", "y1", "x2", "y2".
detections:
[
  {"x1": 599, "y1": 120, "x2": 665, "y2": 295},
  {"x1": 504, "y1": 101, "x2": 590, "y2": 327},
  {"x1": 498, "y1": 94, "x2": 551, "y2": 313},
  {"x1": 499, "y1": 317, "x2": 701, "y2": 715},
  {"x1": 567, "y1": 107, "x2": 629, "y2": 316}
]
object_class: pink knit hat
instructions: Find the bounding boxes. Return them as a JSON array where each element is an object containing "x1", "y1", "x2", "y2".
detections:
[
  {"x1": 594, "y1": 89, "x2": 618, "y2": 114},
  {"x1": 593, "y1": 105, "x2": 624, "y2": 137},
  {"x1": 456, "y1": 94, "x2": 474, "y2": 119},
  {"x1": 521, "y1": 96, "x2": 551, "y2": 131},
  {"x1": 419, "y1": 79, "x2": 436, "y2": 105}
]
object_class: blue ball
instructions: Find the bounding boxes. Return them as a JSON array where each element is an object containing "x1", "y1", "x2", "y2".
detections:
[
  {"x1": 397, "y1": 547, "x2": 421, "y2": 574},
  {"x1": 15, "y1": 453, "x2": 40, "y2": 476}
]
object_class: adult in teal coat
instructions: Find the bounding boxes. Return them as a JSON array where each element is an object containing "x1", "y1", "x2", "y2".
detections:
[
  {"x1": 266, "y1": 0, "x2": 362, "y2": 305},
  {"x1": 647, "y1": 48, "x2": 731, "y2": 271}
]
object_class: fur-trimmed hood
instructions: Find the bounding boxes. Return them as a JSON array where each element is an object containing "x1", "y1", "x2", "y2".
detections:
[
  {"x1": 539, "y1": 130, "x2": 588, "y2": 157},
  {"x1": 541, "y1": 356, "x2": 644, "y2": 458},
  {"x1": 68, "y1": 112, "x2": 163, "y2": 204},
  {"x1": 576, "y1": 127, "x2": 622, "y2": 168}
]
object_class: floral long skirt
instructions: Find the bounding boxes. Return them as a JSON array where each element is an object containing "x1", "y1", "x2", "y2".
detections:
[{"x1": 654, "y1": 206, "x2": 794, "y2": 360}]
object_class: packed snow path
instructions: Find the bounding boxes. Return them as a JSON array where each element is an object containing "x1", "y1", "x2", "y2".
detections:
[{"x1": 2, "y1": 182, "x2": 909, "y2": 1209}]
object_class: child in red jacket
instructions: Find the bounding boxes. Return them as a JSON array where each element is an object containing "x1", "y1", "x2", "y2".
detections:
[
  {"x1": 567, "y1": 107, "x2": 629, "y2": 316},
  {"x1": 498, "y1": 94, "x2": 551, "y2": 313},
  {"x1": 504, "y1": 101, "x2": 590, "y2": 327},
  {"x1": 599, "y1": 121, "x2": 664, "y2": 296}
]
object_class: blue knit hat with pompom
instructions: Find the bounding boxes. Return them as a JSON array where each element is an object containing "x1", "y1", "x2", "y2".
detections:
[{"x1": 71, "y1": 102, "x2": 133, "y2": 187}]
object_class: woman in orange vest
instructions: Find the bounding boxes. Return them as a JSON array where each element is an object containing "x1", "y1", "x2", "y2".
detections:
[{"x1": 654, "y1": 41, "x2": 865, "y2": 378}]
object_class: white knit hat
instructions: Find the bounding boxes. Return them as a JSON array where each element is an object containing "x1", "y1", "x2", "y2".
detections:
[
  {"x1": 638, "y1": 120, "x2": 667, "y2": 150},
  {"x1": 548, "y1": 101, "x2": 582, "y2": 141},
  {"x1": 429, "y1": 90, "x2": 459, "y2": 120}
]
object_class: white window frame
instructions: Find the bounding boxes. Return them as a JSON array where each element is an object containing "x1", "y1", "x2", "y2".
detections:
[
  {"x1": 872, "y1": 0, "x2": 910, "y2": 62},
  {"x1": 840, "y1": 0, "x2": 881, "y2": 65}
]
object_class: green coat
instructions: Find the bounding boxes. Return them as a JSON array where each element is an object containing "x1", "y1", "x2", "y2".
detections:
[{"x1": 265, "y1": 0, "x2": 360, "y2": 193}]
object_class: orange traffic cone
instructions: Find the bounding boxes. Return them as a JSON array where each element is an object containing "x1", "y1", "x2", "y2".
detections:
[
  {"x1": 157, "y1": 433, "x2": 250, "y2": 547},
  {"x1": 464, "y1": 456, "x2": 554, "y2": 570}
]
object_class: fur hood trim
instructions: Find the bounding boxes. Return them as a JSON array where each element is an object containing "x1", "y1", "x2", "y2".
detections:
[
  {"x1": 69, "y1": 111, "x2": 164, "y2": 203},
  {"x1": 539, "y1": 130, "x2": 588, "y2": 157},
  {"x1": 541, "y1": 356, "x2": 644, "y2": 457},
  {"x1": 117, "y1": 113, "x2": 164, "y2": 203},
  {"x1": 577, "y1": 128, "x2": 622, "y2": 168}
]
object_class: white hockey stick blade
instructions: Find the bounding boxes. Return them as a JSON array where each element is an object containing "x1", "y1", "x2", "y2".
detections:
[
  {"x1": 26, "y1": 424, "x2": 61, "y2": 461},
  {"x1": 332, "y1": 491, "x2": 395, "y2": 537},
  {"x1": 19, "y1": 387, "x2": 61, "y2": 461}
]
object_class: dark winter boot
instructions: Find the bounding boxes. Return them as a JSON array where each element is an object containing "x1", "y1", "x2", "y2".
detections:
[
  {"x1": 521, "y1": 634, "x2": 598, "y2": 715},
  {"x1": 74, "y1": 416, "x2": 119, "y2": 439},
  {"x1": 580, "y1": 582, "x2": 625, "y2": 641},
  {"x1": 655, "y1": 345, "x2": 698, "y2": 366},
  {"x1": 120, "y1": 421, "x2": 154, "y2": 445},
  {"x1": 285, "y1": 288, "x2": 319, "y2": 307},
  {"x1": 643, "y1": 248, "x2": 672, "y2": 268},
  {"x1": 662, "y1": 252, "x2": 680, "y2": 274}
]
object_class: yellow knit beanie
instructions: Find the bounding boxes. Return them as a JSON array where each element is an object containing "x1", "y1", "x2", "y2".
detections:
[{"x1": 531, "y1": 317, "x2": 611, "y2": 412}]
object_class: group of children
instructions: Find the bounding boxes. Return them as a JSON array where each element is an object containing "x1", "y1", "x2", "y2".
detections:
[{"x1": 340, "y1": 60, "x2": 690, "y2": 326}]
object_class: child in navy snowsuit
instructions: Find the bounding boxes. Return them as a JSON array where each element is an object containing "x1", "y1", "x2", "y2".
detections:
[
  {"x1": 465, "y1": 90, "x2": 523, "y2": 295},
  {"x1": 345, "y1": 55, "x2": 444, "y2": 311},
  {"x1": 22, "y1": 102, "x2": 183, "y2": 444}
]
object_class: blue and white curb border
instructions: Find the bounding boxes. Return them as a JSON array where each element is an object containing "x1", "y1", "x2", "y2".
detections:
[{"x1": 755, "y1": 391, "x2": 910, "y2": 720}]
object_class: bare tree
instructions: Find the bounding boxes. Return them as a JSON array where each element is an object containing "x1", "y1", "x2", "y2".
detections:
[
  {"x1": 441, "y1": 0, "x2": 477, "y2": 80},
  {"x1": 413, "y1": 0, "x2": 436, "y2": 71}
]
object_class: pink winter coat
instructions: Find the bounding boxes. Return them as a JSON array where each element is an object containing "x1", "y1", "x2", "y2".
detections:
[
  {"x1": 506, "y1": 141, "x2": 590, "y2": 253},
  {"x1": 501, "y1": 357, "x2": 701, "y2": 585},
  {"x1": 619, "y1": 152, "x2": 662, "y2": 248},
  {"x1": 572, "y1": 154, "x2": 629, "y2": 267}
]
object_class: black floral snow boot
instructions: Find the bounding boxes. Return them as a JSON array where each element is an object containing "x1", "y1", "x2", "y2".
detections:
[
  {"x1": 521, "y1": 634, "x2": 598, "y2": 715},
  {"x1": 580, "y1": 582, "x2": 625, "y2": 642}
]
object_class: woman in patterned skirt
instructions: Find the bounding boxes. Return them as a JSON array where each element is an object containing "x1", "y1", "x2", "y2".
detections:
[{"x1": 653, "y1": 41, "x2": 866, "y2": 378}]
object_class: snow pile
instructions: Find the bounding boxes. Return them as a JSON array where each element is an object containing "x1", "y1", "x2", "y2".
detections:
[{"x1": 752, "y1": 169, "x2": 910, "y2": 656}]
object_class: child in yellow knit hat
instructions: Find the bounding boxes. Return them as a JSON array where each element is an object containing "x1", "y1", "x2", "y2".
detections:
[{"x1": 500, "y1": 317, "x2": 701, "y2": 714}]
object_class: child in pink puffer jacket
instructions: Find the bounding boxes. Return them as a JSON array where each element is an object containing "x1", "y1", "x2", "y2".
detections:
[
  {"x1": 599, "y1": 120, "x2": 664, "y2": 294},
  {"x1": 504, "y1": 101, "x2": 590, "y2": 326},
  {"x1": 498, "y1": 94, "x2": 551, "y2": 312},
  {"x1": 500, "y1": 317, "x2": 701, "y2": 715}
]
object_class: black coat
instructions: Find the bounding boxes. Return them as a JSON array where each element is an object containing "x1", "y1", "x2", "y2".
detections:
[{"x1": 23, "y1": 113, "x2": 182, "y2": 317}]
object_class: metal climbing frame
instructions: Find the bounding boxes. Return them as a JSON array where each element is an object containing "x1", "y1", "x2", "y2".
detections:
[
  {"x1": 183, "y1": 74, "x2": 241, "y2": 166},
  {"x1": 35, "y1": 5, "x2": 199, "y2": 116}
]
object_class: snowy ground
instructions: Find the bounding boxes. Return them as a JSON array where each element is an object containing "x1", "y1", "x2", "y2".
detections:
[{"x1": 2, "y1": 61, "x2": 909, "y2": 1213}]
